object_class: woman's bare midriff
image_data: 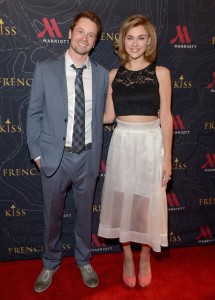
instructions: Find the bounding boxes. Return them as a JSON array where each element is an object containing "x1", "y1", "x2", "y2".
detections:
[{"x1": 117, "y1": 115, "x2": 158, "y2": 123}]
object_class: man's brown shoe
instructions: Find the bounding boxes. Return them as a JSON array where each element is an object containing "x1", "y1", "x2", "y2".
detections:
[{"x1": 34, "y1": 266, "x2": 59, "y2": 293}]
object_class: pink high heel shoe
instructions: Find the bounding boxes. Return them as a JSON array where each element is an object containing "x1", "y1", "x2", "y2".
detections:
[
  {"x1": 138, "y1": 250, "x2": 152, "y2": 288},
  {"x1": 122, "y1": 246, "x2": 136, "y2": 288},
  {"x1": 123, "y1": 271, "x2": 136, "y2": 288},
  {"x1": 138, "y1": 271, "x2": 152, "y2": 288}
]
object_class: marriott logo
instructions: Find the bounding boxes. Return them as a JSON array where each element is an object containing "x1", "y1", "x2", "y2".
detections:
[
  {"x1": 37, "y1": 18, "x2": 62, "y2": 38},
  {"x1": 195, "y1": 226, "x2": 214, "y2": 244},
  {"x1": 37, "y1": 18, "x2": 68, "y2": 45},
  {"x1": 170, "y1": 25, "x2": 197, "y2": 49},
  {"x1": 207, "y1": 72, "x2": 215, "y2": 93},
  {"x1": 201, "y1": 153, "x2": 215, "y2": 172},
  {"x1": 167, "y1": 192, "x2": 185, "y2": 211},
  {"x1": 173, "y1": 115, "x2": 190, "y2": 135}
]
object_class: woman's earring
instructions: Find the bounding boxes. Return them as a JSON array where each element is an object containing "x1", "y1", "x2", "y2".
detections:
[{"x1": 145, "y1": 45, "x2": 150, "y2": 57}]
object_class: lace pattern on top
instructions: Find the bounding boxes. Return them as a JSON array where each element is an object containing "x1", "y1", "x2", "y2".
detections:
[
  {"x1": 112, "y1": 64, "x2": 158, "y2": 89},
  {"x1": 112, "y1": 64, "x2": 160, "y2": 117}
]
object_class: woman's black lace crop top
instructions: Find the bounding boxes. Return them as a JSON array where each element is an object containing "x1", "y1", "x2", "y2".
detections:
[{"x1": 112, "y1": 64, "x2": 160, "y2": 116}]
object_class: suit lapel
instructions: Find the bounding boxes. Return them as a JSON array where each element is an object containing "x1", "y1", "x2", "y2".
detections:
[
  {"x1": 55, "y1": 54, "x2": 68, "y2": 114},
  {"x1": 91, "y1": 61, "x2": 98, "y2": 114}
]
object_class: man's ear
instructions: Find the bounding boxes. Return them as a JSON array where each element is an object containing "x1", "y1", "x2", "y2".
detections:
[{"x1": 68, "y1": 29, "x2": 72, "y2": 40}]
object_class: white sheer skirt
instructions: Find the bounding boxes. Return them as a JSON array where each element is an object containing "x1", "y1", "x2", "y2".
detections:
[{"x1": 98, "y1": 119, "x2": 168, "y2": 252}]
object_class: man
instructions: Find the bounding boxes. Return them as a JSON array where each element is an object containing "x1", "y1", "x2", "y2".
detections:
[{"x1": 26, "y1": 11, "x2": 108, "y2": 293}]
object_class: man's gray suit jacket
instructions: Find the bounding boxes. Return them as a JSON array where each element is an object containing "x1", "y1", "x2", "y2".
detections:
[{"x1": 27, "y1": 53, "x2": 108, "y2": 177}]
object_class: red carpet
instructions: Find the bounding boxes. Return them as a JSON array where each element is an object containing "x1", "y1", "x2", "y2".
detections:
[{"x1": 0, "y1": 245, "x2": 214, "y2": 300}]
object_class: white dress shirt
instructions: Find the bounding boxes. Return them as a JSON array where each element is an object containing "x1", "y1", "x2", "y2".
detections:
[{"x1": 65, "y1": 50, "x2": 93, "y2": 147}]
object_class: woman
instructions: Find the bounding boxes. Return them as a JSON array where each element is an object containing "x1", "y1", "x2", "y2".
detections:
[{"x1": 98, "y1": 14, "x2": 173, "y2": 288}]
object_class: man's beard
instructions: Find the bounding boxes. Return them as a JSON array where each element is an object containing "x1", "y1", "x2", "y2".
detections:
[{"x1": 69, "y1": 42, "x2": 89, "y2": 56}]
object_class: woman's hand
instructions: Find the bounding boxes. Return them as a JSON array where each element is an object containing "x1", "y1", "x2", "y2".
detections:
[
  {"x1": 35, "y1": 158, "x2": 41, "y2": 170},
  {"x1": 161, "y1": 158, "x2": 172, "y2": 187}
]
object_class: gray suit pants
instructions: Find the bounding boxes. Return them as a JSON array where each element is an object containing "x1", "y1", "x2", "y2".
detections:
[{"x1": 40, "y1": 148, "x2": 97, "y2": 269}]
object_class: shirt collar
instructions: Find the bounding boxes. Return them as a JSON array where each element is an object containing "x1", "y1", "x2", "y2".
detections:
[{"x1": 65, "y1": 50, "x2": 90, "y2": 70}]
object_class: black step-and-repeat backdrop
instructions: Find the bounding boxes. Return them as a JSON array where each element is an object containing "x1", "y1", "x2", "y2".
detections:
[{"x1": 0, "y1": 0, "x2": 215, "y2": 261}]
